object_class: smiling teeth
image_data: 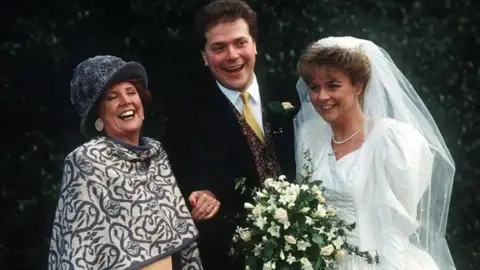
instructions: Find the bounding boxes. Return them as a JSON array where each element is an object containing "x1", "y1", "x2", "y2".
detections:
[
  {"x1": 120, "y1": 110, "x2": 134, "y2": 117},
  {"x1": 321, "y1": 105, "x2": 334, "y2": 109},
  {"x1": 226, "y1": 65, "x2": 243, "y2": 71}
]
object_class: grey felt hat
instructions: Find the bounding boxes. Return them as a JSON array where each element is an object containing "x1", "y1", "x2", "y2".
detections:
[{"x1": 70, "y1": 55, "x2": 148, "y2": 137}]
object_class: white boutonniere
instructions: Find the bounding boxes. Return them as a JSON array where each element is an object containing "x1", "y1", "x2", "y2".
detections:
[{"x1": 268, "y1": 101, "x2": 295, "y2": 115}]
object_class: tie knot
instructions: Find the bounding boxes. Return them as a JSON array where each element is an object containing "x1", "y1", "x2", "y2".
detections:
[{"x1": 240, "y1": 91, "x2": 249, "y2": 103}]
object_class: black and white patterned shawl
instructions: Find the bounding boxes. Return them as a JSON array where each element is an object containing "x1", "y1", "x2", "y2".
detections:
[{"x1": 48, "y1": 136, "x2": 202, "y2": 270}]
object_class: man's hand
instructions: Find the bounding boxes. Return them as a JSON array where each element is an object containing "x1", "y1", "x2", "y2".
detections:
[{"x1": 189, "y1": 190, "x2": 220, "y2": 221}]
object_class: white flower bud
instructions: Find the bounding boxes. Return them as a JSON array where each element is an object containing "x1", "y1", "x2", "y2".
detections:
[{"x1": 244, "y1": 203, "x2": 255, "y2": 209}]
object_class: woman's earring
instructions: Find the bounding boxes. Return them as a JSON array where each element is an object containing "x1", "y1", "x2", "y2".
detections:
[{"x1": 94, "y1": 118, "x2": 104, "y2": 132}]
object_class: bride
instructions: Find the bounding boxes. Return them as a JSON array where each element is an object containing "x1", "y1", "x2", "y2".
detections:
[{"x1": 294, "y1": 37, "x2": 455, "y2": 269}]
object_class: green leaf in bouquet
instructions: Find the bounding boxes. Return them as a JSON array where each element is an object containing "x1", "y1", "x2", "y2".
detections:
[
  {"x1": 250, "y1": 228, "x2": 263, "y2": 237},
  {"x1": 348, "y1": 222, "x2": 356, "y2": 231},
  {"x1": 245, "y1": 255, "x2": 257, "y2": 268},
  {"x1": 264, "y1": 240, "x2": 276, "y2": 260},
  {"x1": 310, "y1": 180, "x2": 323, "y2": 186},
  {"x1": 312, "y1": 234, "x2": 324, "y2": 246},
  {"x1": 313, "y1": 257, "x2": 325, "y2": 270}
]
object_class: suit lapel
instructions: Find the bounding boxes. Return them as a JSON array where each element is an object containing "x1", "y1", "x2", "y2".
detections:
[{"x1": 201, "y1": 77, "x2": 258, "y2": 167}]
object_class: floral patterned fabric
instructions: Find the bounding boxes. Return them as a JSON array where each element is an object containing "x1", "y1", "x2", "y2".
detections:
[
  {"x1": 232, "y1": 108, "x2": 281, "y2": 182},
  {"x1": 48, "y1": 136, "x2": 202, "y2": 270}
]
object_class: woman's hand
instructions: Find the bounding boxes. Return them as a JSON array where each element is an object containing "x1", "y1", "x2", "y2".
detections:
[{"x1": 189, "y1": 190, "x2": 221, "y2": 221}]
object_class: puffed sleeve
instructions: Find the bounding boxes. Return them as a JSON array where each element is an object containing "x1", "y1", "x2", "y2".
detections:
[{"x1": 371, "y1": 119, "x2": 435, "y2": 269}]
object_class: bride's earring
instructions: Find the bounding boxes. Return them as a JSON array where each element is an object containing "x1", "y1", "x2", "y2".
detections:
[{"x1": 94, "y1": 118, "x2": 104, "y2": 132}]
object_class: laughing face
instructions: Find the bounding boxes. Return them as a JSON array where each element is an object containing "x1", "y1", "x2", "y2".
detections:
[
  {"x1": 98, "y1": 81, "x2": 144, "y2": 143},
  {"x1": 308, "y1": 66, "x2": 363, "y2": 125},
  {"x1": 201, "y1": 18, "x2": 257, "y2": 92}
]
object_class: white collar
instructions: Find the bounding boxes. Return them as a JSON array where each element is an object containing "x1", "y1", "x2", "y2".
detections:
[{"x1": 216, "y1": 75, "x2": 261, "y2": 105}]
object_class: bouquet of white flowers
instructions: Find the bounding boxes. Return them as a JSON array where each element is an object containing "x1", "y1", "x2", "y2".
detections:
[{"x1": 232, "y1": 151, "x2": 378, "y2": 270}]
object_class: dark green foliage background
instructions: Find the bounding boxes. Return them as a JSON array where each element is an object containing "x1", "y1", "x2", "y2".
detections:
[{"x1": 1, "y1": 0, "x2": 478, "y2": 269}]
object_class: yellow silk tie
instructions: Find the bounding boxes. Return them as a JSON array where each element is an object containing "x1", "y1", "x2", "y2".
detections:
[{"x1": 240, "y1": 92, "x2": 264, "y2": 143}]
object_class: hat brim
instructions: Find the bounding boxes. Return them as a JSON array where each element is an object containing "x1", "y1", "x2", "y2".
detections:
[{"x1": 80, "y1": 61, "x2": 148, "y2": 137}]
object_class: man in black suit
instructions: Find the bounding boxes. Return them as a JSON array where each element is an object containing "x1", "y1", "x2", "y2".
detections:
[{"x1": 162, "y1": 1, "x2": 299, "y2": 269}]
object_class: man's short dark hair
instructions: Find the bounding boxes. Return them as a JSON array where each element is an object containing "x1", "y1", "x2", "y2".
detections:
[{"x1": 194, "y1": 0, "x2": 258, "y2": 50}]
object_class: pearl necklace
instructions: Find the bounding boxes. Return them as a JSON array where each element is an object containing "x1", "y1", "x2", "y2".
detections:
[{"x1": 332, "y1": 120, "x2": 366, "y2": 145}]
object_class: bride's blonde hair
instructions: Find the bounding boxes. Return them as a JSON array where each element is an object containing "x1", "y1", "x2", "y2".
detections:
[{"x1": 297, "y1": 44, "x2": 371, "y2": 100}]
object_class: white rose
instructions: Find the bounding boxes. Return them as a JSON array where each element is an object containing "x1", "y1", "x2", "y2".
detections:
[
  {"x1": 320, "y1": 244, "x2": 335, "y2": 256},
  {"x1": 274, "y1": 208, "x2": 289, "y2": 224},
  {"x1": 281, "y1": 102, "x2": 294, "y2": 110},
  {"x1": 284, "y1": 235, "x2": 297, "y2": 245},
  {"x1": 335, "y1": 249, "x2": 346, "y2": 261},
  {"x1": 278, "y1": 175, "x2": 287, "y2": 181}
]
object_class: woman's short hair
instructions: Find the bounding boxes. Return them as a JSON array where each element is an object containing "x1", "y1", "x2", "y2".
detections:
[{"x1": 297, "y1": 44, "x2": 371, "y2": 90}]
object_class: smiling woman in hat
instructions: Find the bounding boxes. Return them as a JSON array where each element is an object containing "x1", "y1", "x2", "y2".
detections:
[{"x1": 48, "y1": 55, "x2": 203, "y2": 270}]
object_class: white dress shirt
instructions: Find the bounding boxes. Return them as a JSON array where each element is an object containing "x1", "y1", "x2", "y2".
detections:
[{"x1": 216, "y1": 76, "x2": 264, "y2": 135}]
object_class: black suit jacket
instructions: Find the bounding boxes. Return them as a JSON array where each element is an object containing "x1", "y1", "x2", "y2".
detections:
[{"x1": 161, "y1": 66, "x2": 300, "y2": 269}]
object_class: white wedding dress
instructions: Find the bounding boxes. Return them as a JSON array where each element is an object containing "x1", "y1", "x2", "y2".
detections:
[{"x1": 302, "y1": 118, "x2": 441, "y2": 270}]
